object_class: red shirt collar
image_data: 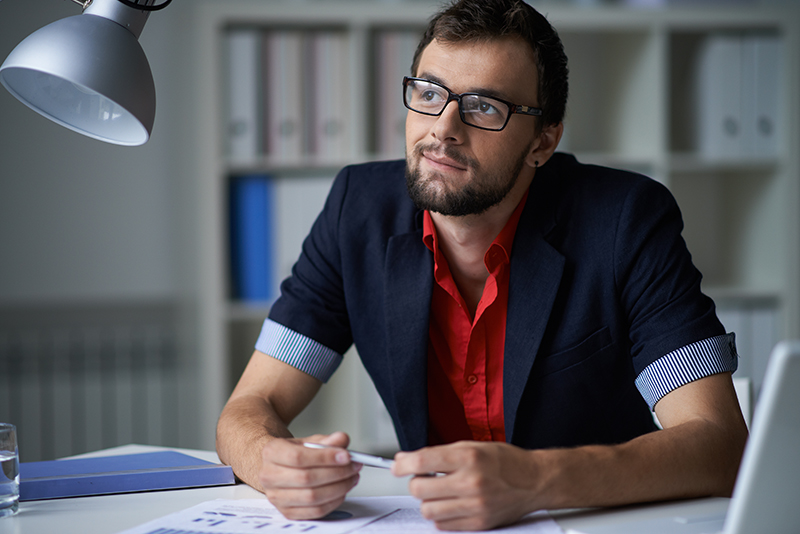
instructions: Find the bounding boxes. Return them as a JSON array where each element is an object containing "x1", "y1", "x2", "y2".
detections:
[{"x1": 422, "y1": 189, "x2": 529, "y2": 269}]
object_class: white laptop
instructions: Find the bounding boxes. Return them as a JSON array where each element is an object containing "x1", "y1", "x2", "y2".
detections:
[{"x1": 569, "y1": 340, "x2": 800, "y2": 534}]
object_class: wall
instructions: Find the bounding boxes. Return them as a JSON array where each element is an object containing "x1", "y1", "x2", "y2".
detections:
[
  {"x1": 0, "y1": 0, "x2": 204, "y2": 453},
  {"x1": 0, "y1": 0, "x2": 183, "y2": 304}
]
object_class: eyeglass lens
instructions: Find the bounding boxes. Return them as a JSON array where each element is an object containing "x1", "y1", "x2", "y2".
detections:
[{"x1": 404, "y1": 78, "x2": 510, "y2": 130}]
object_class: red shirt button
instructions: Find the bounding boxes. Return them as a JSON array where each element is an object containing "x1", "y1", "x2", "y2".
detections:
[{"x1": 466, "y1": 374, "x2": 478, "y2": 385}]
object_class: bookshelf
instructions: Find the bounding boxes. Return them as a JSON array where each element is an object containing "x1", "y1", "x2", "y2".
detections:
[{"x1": 184, "y1": 1, "x2": 800, "y2": 451}]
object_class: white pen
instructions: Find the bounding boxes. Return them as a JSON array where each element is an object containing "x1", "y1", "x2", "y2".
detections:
[{"x1": 303, "y1": 442, "x2": 395, "y2": 469}]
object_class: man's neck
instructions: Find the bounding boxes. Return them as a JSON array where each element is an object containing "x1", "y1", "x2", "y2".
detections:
[{"x1": 429, "y1": 174, "x2": 532, "y2": 315}]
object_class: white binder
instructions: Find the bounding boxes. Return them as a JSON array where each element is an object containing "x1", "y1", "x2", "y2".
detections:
[
  {"x1": 226, "y1": 29, "x2": 261, "y2": 162},
  {"x1": 264, "y1": 30, "x2": 304, "y2": 162},
  {"x1": 308, "y1": 31, "x2": 350, "y2": 161},
  {"x1": 752, "y1": 35, "x2": 781, "y2": 157},
  {"x1": 697, "y1": 34, "x2": 743, "y2": 159}
]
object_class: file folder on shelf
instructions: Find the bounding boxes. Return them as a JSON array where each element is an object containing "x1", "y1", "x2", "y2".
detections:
[{"x1": 19, "y1": 450, "x2": 235, "y2": 501}]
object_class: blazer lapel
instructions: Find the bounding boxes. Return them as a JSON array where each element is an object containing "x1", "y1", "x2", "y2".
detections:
[
  {"x1": 384, "y1": 229, "x2": 433, "y2": 451},
  {"x1": 503, "y1": 183, "x2": 565, "y2": 444}
]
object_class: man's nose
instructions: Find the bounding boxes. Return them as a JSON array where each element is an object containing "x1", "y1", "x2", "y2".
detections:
[{"x1": 431, "y1": 99, "x2": 465, "y2": 142}]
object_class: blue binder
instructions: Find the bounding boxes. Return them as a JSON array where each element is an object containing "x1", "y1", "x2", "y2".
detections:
[
  {"x1": 19, "y1": 451, "x2": 235, "y2": 501},
  {"x1": 229, "y1": 174, "x2": 275, "y2": 301}
]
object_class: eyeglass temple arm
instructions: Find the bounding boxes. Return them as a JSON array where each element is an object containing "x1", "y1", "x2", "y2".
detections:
[{"x1": 513, "y1": 105, "x2": 542, "y2": 116}]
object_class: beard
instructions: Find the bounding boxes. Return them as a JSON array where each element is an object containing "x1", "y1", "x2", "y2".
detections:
[{"x1": 405, "y1": 142, "x2": 529, "y2": 217}]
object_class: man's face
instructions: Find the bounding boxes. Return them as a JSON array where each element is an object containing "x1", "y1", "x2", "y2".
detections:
[{"x1": 405, "y1": 37, "x2": 541, "y2": 217}]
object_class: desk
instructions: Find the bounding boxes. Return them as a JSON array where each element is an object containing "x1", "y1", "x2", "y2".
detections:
[{"x1": 0, "y1": 445, "x2": 730, "y2": 534}]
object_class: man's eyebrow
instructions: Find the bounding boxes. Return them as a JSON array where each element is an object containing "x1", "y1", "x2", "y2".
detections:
[{"x1": 416, "y1": 72, "x2": 513, "y2": 102}]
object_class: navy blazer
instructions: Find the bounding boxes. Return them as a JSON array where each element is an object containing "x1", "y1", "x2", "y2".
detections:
[{"x1": 270, "y1": 153, "x2": 725, "y2": 452}]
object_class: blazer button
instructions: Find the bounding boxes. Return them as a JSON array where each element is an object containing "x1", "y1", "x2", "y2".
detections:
[{"x1": 466, "y1": 374, "x2": 478, "y2": 385}]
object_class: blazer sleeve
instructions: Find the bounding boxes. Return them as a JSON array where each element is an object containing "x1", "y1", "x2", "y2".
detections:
[
  {"x1": 612, "y1": 177, "x2": 727, "y2": 377},
  {"x1": 268, "y1": 166, "x2": 354, "y2": 356}
]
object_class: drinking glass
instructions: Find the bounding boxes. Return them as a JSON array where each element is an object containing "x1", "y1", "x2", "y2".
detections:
[{"x1": 0, "y1": 423, "x2": 19, "y2": 518}]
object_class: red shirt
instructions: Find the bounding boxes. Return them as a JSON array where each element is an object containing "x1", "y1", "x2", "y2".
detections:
[{"x1": 423, "y1": 192, "x2": 528, "y2": 445}]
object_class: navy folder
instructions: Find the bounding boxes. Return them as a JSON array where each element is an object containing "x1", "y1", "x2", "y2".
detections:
[{"x1": 19, "y1": 450, "x2": 235, "y2": 501}]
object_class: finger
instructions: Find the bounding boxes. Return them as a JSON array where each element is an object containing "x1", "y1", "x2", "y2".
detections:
[
  {"x1": 419, "y1": 496, "x2": 498, "y2": 531},
  {"x1": 267, "y1": 473, "x2": 360, "y2": 520},
  {"x1": 263, "y1": 437, "x2": 351, "y2": 469},
  {"x1": 319, "y1": 431, "x2": 350, "y2": 448},
  {"x1": 407, "y1": 471, "x2": 454, "y2": 500},
  {"x1": 393, "y1": 444, "x2": 467, "y2": 477},
  {"x1": 260, "y1": 439, "x2": 361, "y2": 491}
]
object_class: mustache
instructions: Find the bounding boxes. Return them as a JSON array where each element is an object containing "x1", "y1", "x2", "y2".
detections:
[{"x1": 413, "y1": 143, "x2": 478, "y2": 170}]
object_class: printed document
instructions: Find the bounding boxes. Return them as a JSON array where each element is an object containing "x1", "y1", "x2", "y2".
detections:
[{"x1": 115, "y1": 496, "x2": 564, "y2": 534}]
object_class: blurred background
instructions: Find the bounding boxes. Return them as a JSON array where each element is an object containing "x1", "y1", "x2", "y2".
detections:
[{"x1": 1, "y1": 0, "x2": 798, "y2": 462}]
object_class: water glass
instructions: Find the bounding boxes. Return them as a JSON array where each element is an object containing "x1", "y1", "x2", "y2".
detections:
[{"x1": 0, "y1": 423, "x2": 19, "y2": 518}]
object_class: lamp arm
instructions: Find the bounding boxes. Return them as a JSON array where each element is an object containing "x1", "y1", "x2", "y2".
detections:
[
  {"x1": 115, "y1": 0, "x2": 173, "y2": 12},
  {"x1": 68, "y1": 0, "x2": 173, "y2": 12}
]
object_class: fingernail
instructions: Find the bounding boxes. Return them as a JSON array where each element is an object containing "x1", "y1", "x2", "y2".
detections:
[{"x1": 335, "y1": 451, "x2": 350, "y2": 464}]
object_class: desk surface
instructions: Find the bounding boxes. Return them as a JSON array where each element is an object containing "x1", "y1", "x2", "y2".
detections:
[{"x1": 0, "y1": 445, "x2": 729, "y2": 534}]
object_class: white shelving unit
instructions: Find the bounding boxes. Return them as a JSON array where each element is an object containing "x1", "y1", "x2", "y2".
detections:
[{"x1": 182, "y1": 1, "x2": 800, "y2": 451}]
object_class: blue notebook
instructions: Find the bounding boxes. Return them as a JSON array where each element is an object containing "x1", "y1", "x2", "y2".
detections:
[{"x1": 19, "y1": 450, "x2": 235, "y2": 501}]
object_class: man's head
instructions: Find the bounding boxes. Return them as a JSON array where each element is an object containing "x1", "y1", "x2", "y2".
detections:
[
  {"x1": 404, "y1": 0, "x2": 568, "y2": 217},
  {"x1": 411, "y1": 0, "x2": 568, "y2": 131}
]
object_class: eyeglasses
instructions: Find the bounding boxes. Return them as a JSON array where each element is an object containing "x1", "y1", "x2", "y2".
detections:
[{"x1": 402, "y1": 76, "x2": 542, "y2": 132}]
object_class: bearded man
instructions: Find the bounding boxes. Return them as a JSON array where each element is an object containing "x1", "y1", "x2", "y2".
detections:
[{"x1": 216, "y1": 0, "x2": 747, "y2": 530}]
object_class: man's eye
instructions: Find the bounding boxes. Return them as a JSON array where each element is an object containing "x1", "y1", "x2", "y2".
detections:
[
  {"x1": 478, "y1": 101, "x2": 500, "y2": 115},
  {"x1": 422, "y1": 90, "x2": 439, "y2": 101}
]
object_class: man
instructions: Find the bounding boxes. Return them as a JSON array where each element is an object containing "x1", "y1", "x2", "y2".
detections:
[{"x1": 216, "y1": 0, "x2": 748, "y2": 530}]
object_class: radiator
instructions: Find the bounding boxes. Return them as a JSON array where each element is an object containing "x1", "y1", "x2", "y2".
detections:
[{"x1": 0, "y1": 303, "x2": 181, "y2": 462}]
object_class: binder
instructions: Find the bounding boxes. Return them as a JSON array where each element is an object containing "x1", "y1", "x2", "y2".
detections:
[
  {"x1": 309, "y1": 31, "x2": 350, "y2": 161},
  {"x1": 264, "y1": 30, "x2": 304, "y2": 162},
  {"x1": 273, "y1": 175, "x2": 335, "y2": 284},
  {"x1": 697, "y1": 33, "x2": 783, "y2": 160},
  {"x1": 227, "y1": 29, "x2": 261, "y2": 162},
  {"x1": 19, "y1": 451, "x2": 234, "y2": 501},
  {"x1": 229, "y1": 174, "x2": 275, "y2": 302},
  {"x1": 696, "y1": 34, "x2": 743, "y2": 159},
  {"x1": 375, "y1": 30, "x2": 418, "y2": 157},
  {"x1": 752, "y1": 35, "x2": 781, "y2": 157}
]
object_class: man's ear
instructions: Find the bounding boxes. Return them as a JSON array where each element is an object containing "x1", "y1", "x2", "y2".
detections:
[{"x1": 525, "y1": 121, "x2": 564, "y2": 169}]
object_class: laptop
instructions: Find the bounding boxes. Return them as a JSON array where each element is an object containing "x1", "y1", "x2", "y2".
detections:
[{"x1": 568, "y1": 340, "x2": 800, "y2": 534}]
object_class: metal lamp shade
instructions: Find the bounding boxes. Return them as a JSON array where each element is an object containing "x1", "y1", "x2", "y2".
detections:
[{"x1": 0, "y1": 12, "x2": 155, "y2": 146}]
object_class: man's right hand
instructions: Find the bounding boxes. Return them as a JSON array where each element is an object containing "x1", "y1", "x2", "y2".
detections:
[{"x1": 259, "y1": 431, "x2": 363, "y2": 520}]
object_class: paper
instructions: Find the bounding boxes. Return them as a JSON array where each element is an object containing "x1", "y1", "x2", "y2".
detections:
[
  {"x1": 115, "y1": 498, "x2": 399, "y2": 534},
  {"x1": 356, "y1": 497, "x2": 564, "y2": 533},
  {"x1": 115, "y1": 496, "x2": 564, "y2": 534}
]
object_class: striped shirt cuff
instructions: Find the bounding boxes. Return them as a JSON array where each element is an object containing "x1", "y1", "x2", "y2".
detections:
[
  {"x1": 635, "y1": 333, "x2": 738, "y2": 410},
  {"x1": 255, "y1": 319, "x2": 343, "y2": 383}
]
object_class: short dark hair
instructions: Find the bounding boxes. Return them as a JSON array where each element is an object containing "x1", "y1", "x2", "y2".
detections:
[{"x1": 411, "y1": 0, "x2": 568, "y2": 129}]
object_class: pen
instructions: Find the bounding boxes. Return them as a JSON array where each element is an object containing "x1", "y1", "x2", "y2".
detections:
[{"x1": 302, "y1": 442, "x2": 395, "y2": 469}]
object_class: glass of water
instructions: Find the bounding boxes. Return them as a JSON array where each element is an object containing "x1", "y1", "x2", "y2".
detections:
[{"x1": 0, "y1": 423, "x2": 19, "y2": 518}]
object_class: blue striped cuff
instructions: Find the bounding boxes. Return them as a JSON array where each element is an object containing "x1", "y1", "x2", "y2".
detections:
[
  {"x1": 255, "y1": 319, "x2": 343, "y2": 383},
  {"x1": 635, "y1": 333, "x2": 738, "y2": 410}
]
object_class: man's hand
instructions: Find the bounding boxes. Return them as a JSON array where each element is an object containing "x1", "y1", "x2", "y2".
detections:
[
  {"x1": 259, "y1": 431, "x2": 363, "y2": 520},
  {"x1": 392, "y1": 441, "x2": 542, "y2": 531}
]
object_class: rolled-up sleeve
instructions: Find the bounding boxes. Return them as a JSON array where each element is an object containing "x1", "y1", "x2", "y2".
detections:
[
  {"x1": 255, "y1": 318, "x2": 343, "y2": 383},
  {"x1": 635, "y1": 333, "x2": 738, "y2": 410}
]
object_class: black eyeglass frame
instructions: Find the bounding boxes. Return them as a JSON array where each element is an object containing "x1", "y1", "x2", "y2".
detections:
[{"x1": 402, "y1": 76, "x2": 543, "y2": 132}]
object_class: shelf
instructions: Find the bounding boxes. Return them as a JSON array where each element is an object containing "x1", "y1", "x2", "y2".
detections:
[
  {"x1": 703, "y1": 287, "x2": 781, "y2": 305},
  {"x1": 669, "y1": 153, "x2": 779, "y2": 174},
  {"x1": 227, "y1": 302, "x2": 273, "y2": 322}
]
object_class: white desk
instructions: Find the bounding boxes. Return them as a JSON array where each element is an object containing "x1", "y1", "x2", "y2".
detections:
[{"x1": 0, "y1": 445, "x2": 729, "y2": 534}]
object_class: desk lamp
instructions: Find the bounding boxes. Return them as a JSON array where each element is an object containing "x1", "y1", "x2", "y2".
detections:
[{"x1": 0, "y1": 0, "x2": 172, "y2": 146}]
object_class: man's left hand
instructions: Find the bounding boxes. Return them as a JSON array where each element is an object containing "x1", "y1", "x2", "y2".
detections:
[{"x1": 391, "y1": 441, "x2": 544, "y2": 531}]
